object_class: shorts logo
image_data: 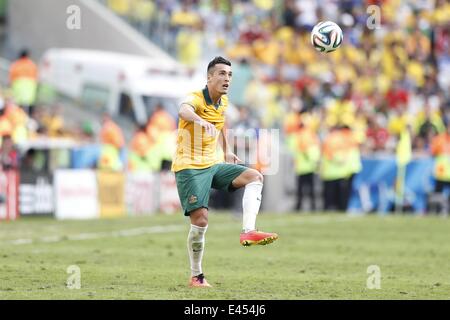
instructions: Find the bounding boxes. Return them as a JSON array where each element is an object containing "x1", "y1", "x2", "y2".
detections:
[{"x1": 188, "y1": 195, "x2": 198, "y2": 204}]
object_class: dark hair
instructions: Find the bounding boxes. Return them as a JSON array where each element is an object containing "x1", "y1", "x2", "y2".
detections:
[
  {"x1": 207, "y1": 56, "x2": 231, "y2": 74},
  {"x1": 19, "y1": 49, "x2": 29, "y2": 59},
  {"x1": 1, "y1": 134, "x2": 12, "y2": 141}
]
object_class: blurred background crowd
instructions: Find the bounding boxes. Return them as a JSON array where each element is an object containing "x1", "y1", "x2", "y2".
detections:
[
  {"x1": 104, "y1": 0, "x2": 449, "y2": 148},
  {"x1": 0, "y1": 0, "x2": 449, "y2": 213}
]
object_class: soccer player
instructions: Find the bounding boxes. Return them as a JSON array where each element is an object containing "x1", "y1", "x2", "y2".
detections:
[{"x1": 172, "y1": 56, "x2": 278, "y2": 288}]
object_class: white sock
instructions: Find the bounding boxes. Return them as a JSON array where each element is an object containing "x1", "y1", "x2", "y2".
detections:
[
  {"x1": 187, "y1": 224, "x2": 207, "y2": 277},
  {"x1": 242, "y1": 181, "x2": 263, "y2": 233}
]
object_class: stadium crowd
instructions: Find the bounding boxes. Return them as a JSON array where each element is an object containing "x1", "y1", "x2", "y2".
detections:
[
  {"x1": 104, "y1": 0, "x2": 449, "y2": 149},
  {"x1": 1, "y1": 0, "x2": 450, "y2": 212},
  {"x1": 102, "y1": 0, "x2": 449, "y2": 211}
]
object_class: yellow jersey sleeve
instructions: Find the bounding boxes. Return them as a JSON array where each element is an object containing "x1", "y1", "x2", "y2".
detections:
[{"x1": 181, "y1": 93, "x2": 200, "y2": 112}]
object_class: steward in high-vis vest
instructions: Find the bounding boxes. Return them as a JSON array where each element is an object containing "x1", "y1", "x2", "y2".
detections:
[
  {"x1": 341, "y1": 125, "x2": 362, "y2": 210},
  {"x1": 128, "y1": 125, "x2": 160, "y2": 172},
  {"x1": 147, "y1": 104, "x2": 177, "y2": 171},
  {"x1": 287, "y1": 119, "x2": 320, "y2": 211},
  {"x1": 430, "y1": 124, "x2": 450, "y2": 194},
  {"x1": 320, "y1": 125, "x2": 354, "y2": 211},
  {"x1": 9, "y1": 50, "x2": 38, "y2": 114},
  {"x1": 98, "y1": 114, "x2": 125, "y2": 171}
]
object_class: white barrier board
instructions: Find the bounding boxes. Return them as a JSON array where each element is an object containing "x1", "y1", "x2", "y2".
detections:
[{"x1": 54, "y1": 170, "x2": 99, "y2": 220}]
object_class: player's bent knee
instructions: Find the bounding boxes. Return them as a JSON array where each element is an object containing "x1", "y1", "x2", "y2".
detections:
[
  {"x1": 196, "y1": 218, "x2": 208, "y2": 227},
  {"x1": 191, "y1": 218, "x2": 208, "y2": 227},
  {"x1": 256, "y1": 171, "x2": 264, "y2": 184},
  {"x1": 247, "y1": 169, "x2": 263, "y2": 184},
  {"x1": 189, "y1": 208, "x2": 208, "y2": 227}
]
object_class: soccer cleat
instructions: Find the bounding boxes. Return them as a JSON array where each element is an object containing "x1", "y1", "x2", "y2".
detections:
[
  {"x1": 189, "y1": 273, "x2": 212, "y2": 288},
  {"x1": 240, "y1": 230, "x2": 279, "y2": 246}
]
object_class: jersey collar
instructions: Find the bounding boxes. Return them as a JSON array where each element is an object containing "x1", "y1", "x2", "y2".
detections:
[{"x1": 203, "y1": 86, "x2": 222, "y2": 110}]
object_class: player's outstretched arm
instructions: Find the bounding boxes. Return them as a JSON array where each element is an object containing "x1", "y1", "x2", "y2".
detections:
[{"x1": 179, "y1": 103, "x2": 218, "y2": 137}]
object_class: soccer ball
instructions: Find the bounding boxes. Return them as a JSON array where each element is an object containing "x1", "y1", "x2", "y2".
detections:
[{"x1": 310, "y1": 21, "x2": 343, "y2": 53}]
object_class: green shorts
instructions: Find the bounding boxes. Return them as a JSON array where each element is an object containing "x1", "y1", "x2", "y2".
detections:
[{"x1": 175, "y1": 163, "x2": 248, "y2": 216}]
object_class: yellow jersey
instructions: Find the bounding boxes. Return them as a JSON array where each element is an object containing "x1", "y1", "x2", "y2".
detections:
[{"x1": 171, "y1": 86, "x2": 228, "y2": 172}]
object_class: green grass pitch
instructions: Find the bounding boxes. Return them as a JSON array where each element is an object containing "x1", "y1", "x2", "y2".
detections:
[{"x1": 0, "y1": 212, "x2": 449, "y2": 299}]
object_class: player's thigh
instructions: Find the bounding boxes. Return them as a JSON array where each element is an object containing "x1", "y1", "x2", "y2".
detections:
[
  {"x1": 175, "y1": 168, "x2": 215, "y2": 216},
  {"x1": 211, "y1": 163, "x2": 248, "y2": 191}
]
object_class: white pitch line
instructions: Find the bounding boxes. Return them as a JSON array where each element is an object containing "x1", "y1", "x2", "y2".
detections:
[
  {"x1": 8, "y1": 238, "x2": 34, "y2": 245},
  {"x1": 4, "y1": 215, "x2": 354, "y2": 246},
  {"x1": 6, "y1": 224, "x2": 185, "y2": 246}
]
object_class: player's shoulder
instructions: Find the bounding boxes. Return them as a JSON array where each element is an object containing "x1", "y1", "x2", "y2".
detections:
[{"x1": 181, "y1": 90, "x2": 203, "y2": 107}]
